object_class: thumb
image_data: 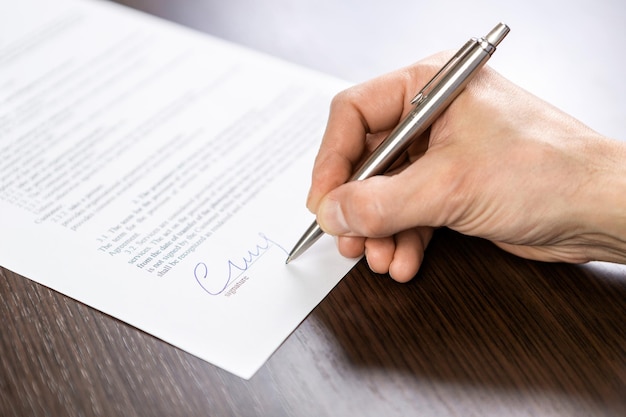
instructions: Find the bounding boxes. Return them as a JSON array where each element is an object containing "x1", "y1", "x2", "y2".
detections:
[{"x1": 316, "y1": 153, "x2": 451, "y2": 237}]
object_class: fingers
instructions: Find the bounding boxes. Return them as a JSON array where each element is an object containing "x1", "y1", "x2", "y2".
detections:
[
  {"x1": 316, "y1": 150, "x2": 456, "y2": 238},
  {"x1": 390, "y1": 228, "x2": 433, "y2": 282},
  {"x1": 364, "y1": 236, "x2": 395, "y2": 273},
  {"x1": 336, "y1": 235, "x2": 366, "y2": 258},
  {"x1": 304, "y1": 47, "x2": 626, "y2": 273},
  {"x1": 333, "y1": 227, "x2": 433, "y2": 283},
  {"x1": 364, "y1": 228, "x2": 434, "y2": 283},
  {"x1": 306, "y1": 68, "x2": 428, "y2": 213}
]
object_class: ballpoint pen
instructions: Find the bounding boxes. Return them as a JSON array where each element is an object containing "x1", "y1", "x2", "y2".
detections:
[{"x1": 285, "y1": 22, "x2": 510, "y2": 264}]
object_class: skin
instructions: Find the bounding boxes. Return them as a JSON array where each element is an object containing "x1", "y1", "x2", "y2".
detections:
[{"x1": 306, "y1": 52, "x2": 626, "y2": 282}]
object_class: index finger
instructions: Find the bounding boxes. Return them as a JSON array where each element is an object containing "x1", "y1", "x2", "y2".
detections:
[{"x1": 306, "y1": 60, "x2": 444, "y2": 213}]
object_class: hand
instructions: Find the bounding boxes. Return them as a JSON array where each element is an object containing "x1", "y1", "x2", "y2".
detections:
[{"x1": 307, "y1": 52, "x2": 626, "y2": 282}]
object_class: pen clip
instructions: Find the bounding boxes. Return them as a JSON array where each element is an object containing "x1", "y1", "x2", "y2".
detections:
[{"x1": 410, "y1": 39, "x2": 477, "y2": 106}]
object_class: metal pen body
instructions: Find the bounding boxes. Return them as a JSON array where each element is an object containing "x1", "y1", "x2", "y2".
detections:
[
  {"x1": 350, "y1": 39, "x2": 496, "y2": 181},
  {"x1": 286, "y1": 23, "x2": 509, "y2": 264}
]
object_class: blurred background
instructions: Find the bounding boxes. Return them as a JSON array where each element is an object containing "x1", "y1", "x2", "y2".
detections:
[{"x1": 109, "y1": 0, "x2": 625, "y2": 141}]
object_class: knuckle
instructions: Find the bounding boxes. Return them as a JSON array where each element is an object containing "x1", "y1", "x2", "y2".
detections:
[{"x1": 330, "y1": 87, "x2": 360, "y2": 110}]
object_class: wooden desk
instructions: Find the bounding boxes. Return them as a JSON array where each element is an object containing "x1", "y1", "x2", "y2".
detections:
[
  {"x1": 2, "y1": 1, "x2": 625, "y2": 416},
  {"x1": 3, "y1": 228, "x2": 625, "y2": 416}
]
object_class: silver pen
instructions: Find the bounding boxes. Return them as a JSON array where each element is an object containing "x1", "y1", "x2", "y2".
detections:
[{"x1": 286, "y1": 22, "x2": 510, "y2": 264}]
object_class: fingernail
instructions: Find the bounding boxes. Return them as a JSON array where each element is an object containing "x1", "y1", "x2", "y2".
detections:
[{"x1": 318, "y1": 199, "x2": 350, "y2": 235}]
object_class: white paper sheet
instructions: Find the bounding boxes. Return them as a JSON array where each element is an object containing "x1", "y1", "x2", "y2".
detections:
[{"x1": 0, "y1": 0, "x2": 357, "y2": 379}]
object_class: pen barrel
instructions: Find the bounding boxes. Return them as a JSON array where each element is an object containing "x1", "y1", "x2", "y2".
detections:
[
  {"x1": 286, "y1": 23, "x2": 508, "y2": 263},
  {"x1": 349, "y1": 38, "x2": 496, "y2": 182}
]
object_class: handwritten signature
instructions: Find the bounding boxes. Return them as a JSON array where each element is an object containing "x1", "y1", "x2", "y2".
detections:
[{"x1": 194, "y1": 232, "x2": 287, "y2": 295}]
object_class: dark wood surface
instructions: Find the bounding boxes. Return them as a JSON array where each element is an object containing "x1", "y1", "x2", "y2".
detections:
[
  {"x1": 2, "y1": 229, "x2": 625, "y2": 416},
  {"x1": 2, "y1": 1, "x2": 625, "y2": 416}
]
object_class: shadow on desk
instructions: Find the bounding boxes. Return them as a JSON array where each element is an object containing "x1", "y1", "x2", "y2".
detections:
[
  {"x1": 1, "y1": 229, "x2": 624, "y2": 417},
  {"x1": 313, "y1": 228, "x2": 626, "y2": 414}
]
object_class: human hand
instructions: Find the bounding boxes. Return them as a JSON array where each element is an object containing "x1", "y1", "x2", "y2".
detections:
[{"x1": 307, "y1": 52, "x2": 626, "y2": 282}]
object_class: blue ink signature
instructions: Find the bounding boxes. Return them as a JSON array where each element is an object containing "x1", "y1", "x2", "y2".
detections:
[{"x1": 194, "y1": 232, "x2": 287, "y2": 295}]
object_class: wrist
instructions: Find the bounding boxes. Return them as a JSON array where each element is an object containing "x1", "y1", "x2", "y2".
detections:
[{"x1": 578, "y1": 136, "x2": 626, "y2": 263}]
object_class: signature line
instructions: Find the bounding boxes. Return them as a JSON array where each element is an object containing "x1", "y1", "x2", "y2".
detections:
[{"x1": 194, "y1": 233, "x2": 287, "y2": 296}]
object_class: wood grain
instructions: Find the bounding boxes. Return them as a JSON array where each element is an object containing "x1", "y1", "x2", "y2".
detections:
[
  {"x1": 1, "y1": 229, "x2": 625, "y2": 416},
  {"x1": 2, "y1": 1, "x2": 625, "y2": 415}
]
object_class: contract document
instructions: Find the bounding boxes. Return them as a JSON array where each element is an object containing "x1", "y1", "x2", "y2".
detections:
[{"x1": 0, "y1": 0, "x2": 357, "y2": 379}]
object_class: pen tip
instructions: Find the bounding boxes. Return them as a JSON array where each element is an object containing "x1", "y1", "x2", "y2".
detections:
[{"x1": 285, "y1": 251, "x2": 299, "y2": 264}]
